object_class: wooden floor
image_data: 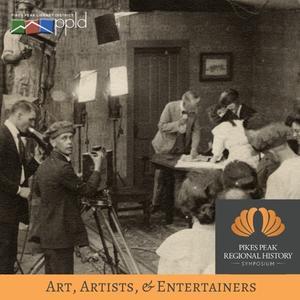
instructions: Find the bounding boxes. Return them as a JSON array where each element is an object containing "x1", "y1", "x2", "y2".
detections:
[
  {"x1": 82, "y1": 206, "x2": 187, "y2": 274},
  {"x1": 16, "y1": 205, "x2": 187, "y2": 274}
]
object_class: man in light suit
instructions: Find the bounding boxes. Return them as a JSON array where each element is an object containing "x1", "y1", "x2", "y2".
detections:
[
  {"x1": 0, "y1": 100, "x2": 41, "y2": 273},
  {"x1": 151, "y1": 91, "x2": 202, "y2": 221},
  {"x1": 152, "y1": 90, "x2": 201, "y2": 157}
]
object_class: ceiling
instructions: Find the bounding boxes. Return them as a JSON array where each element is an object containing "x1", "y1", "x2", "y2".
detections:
[
  {"x1": 129, "y1": 0, "x2": 251, "y2": 12},
  {"x1": 233, "y1": 0, "x2": 300, "y2": 9},
  {"x1": 129, "y1": 0, "x2": 299, "y2": 11}
]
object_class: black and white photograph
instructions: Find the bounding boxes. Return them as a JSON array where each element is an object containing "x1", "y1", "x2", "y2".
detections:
[
  {"x1": 0, "y1": 0, "x2": 299, "y2": 276},
  {"x1": 200, "y1": 52, "x2": 233, "y2": 81}
]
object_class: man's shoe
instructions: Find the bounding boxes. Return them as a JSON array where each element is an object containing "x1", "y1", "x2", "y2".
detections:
[{"x1": 79, "y1": 246, "x2": 100, "y2": 263}]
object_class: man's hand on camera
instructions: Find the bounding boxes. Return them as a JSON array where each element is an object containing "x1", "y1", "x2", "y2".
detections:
[
  {"x1": 92, "y1": 150, "x2": 105, "y2": 172},
  {"x1": 19, "y1": 187, "x2": 31, "y2": 200}
]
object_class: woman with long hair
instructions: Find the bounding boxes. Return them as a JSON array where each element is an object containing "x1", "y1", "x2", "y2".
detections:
[{"x1": 156, "y1": 169, "x2": 222, "y2": 274}]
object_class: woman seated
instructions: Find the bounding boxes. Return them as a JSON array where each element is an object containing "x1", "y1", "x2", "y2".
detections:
[
  {"x1": 156, "y1": 169, "x2": 222, "y2": 274},
  {"x1": 285, "y1": 111, "x2": 300, "y2": 154},
  {"x1": 222, "y1": 160, "x2": 262, "y2": 199},
  {"x1": 208, "y1": 104, "x2": 259, "y2": 169}
]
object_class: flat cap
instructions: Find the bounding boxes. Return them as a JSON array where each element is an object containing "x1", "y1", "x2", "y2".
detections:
[
  {"x1": 45, "y1": 121, "x2": 75, "y2": 139},
  {"x1": 16, "y1": 0, "x2": 36, "y2": 7}
]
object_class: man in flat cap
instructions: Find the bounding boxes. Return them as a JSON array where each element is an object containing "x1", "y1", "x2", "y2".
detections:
[
  {"x1": 244, "y1": 117, "x2": 300, "y2": 199},
  {"x1": 34, "y1": 121, "x2": 104, "y2": 274}
]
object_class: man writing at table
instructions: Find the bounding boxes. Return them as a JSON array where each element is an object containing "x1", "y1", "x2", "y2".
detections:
[
  {"x1": 151, "y1": 90, "x2": 202, "y2": 218},
  {"x1": 152, "y1": 90, "x2": 201, "y2": 157}
]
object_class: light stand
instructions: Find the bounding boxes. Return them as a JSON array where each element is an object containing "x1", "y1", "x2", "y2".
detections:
[
  {"x1": 108, "y1": 96, "x2": 126, "y2": 187},
  {"x1": 74, "y1": 101, "x2": 87, "y2": 173}
]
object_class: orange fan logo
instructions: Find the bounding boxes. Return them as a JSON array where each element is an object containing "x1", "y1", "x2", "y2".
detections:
[{"x1": 231, "y1": 207, "x2": 285, "y2": 237}]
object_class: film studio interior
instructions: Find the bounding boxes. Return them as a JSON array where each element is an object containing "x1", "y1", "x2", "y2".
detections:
[{"x1": 0, "y1": 0, "x2": 299, "y2": 275}]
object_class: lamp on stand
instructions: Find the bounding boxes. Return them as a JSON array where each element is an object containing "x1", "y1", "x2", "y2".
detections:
[
  {"x1": 72, "y1": 70, "x2": 97, "y2": 173},
  {"x1": 73, "y1": 102, "x2": 87, "y2": 173},
  {"x1": 108, "y1": 66, "x2": 128, "y2": 187},
  {"x1": 108, "y1": 96, "x2": 125, "y2": 187}
]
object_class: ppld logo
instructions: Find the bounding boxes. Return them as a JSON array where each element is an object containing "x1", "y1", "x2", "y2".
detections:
[
  {"x1": 11, "y1": 19, "x2": 54, "y2": 34},
  {"x1": 231, "y1": 207, "x2": 285, "y2": 238},
  {"x1": 10, "y1": 12, "x2": 87, "y2": 35}
]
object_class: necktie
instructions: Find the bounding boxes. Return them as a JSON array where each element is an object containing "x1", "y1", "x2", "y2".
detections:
[
  {"x1": 17, "y1": 133, "x2": 26, "y2": 166},
  {"x1": 185, "y1": 113, "x2": 195, "y2": 149}
]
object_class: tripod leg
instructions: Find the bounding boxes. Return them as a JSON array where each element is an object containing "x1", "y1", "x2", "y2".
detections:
[
  {"x1": 97, "y1": 208, "x2": 131, "y2": 273},
  {"x1": 97, "y1": 208, "x2": 139, "y2": 274},
  {"x1": 28, "y1": 255, "x2": 45, "y2": 274},
  {"x1": 92, "y1": 209, "x2": 116, "y2": 274},
  {"x1": 108, "y1": 212, "x2": 120, "y2": 273},
  {"x1": 110, "y1": 208, "x2": 140, "y2": 274},
  {"x1": 15, "y1": 260, "x2": 24, "y2": 274}
]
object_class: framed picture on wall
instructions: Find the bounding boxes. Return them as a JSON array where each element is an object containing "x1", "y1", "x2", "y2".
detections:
[{"x1": 199, "y1": 52, "x2": 233, "y2": 81}]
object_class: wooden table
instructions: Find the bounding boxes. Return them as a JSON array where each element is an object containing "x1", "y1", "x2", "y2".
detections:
[
  {"x1": 151, "y1": 154, "x2": 198, "y2": 224},
  {"x1": 151, "y1": 154, "x2": 223, "y2": 224}
]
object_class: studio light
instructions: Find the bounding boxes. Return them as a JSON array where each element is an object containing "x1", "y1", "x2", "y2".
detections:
[
  {"x1": 109, "y1": 66, "x2": 128, "y2": 97},
  {"x1": 77, "y1": 70, "x2": 98, "y2": 103}
]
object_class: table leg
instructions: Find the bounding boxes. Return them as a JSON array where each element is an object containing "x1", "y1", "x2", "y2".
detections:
[{"x1": 160, "y1": 169, "x2": 175, "y2": 224}]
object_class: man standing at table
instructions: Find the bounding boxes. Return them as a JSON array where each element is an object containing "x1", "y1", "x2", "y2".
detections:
[
  {"x1": 0, "y1": 100, "x2": 41, "y2": 273},
  {"x1": 152, "y1": 90, "x2": 201, "y2": 157},
  {"x1": 151, "y1": 90, "x2": 202, "y2": 219}
]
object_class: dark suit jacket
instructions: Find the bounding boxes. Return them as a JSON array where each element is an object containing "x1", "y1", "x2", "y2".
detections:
[
  {"x1": 0, "y1": 125, "x2": 39, "y2": 224},
  {"x1": 34, "y1": 151, "x2": 101, "y2": 249},
  {"x1": 239, "y1": 104, "x2": 256, "y2": 120}
]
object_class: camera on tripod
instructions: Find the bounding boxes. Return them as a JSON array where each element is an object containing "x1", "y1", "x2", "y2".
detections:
[{"x1": 82, "y1": 145, "x2": 113, "y2": 192}]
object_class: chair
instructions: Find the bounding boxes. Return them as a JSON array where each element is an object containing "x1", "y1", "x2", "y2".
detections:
[{"x1": 110, "y1": 156, "x2": 152, "y2": 226}]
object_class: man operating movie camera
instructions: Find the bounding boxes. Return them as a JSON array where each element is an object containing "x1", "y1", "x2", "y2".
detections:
[{"x1": 34, "y1": 121, "x2": 104, "y2": 274}]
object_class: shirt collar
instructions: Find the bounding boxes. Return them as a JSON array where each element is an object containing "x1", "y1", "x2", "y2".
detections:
[
  {"x1": 52, "y1": 150, "x2": 71, "y2": 162},
  {"x1": 192, "y1": 217, "x2": 215, "y2": 229},
  {"x1": 64, "y1": 154, "x2": 71, "y2": 162},
  {"x1": 4, "y1": 119, "x2": 20, "y2": 139}
]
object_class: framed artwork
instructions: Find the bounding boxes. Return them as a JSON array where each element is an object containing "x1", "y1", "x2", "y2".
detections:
[{"x1": 199, "y1": 52, "x2": 233, "y2": 81}]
